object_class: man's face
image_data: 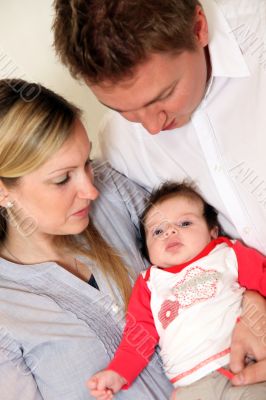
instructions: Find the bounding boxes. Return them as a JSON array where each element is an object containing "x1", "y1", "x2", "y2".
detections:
[
  {"x1": 90, "y1": 48, "x2": 209, "y2": 134},
  {"x1": 89, "y1": 6, "x2": 209, "y2": 134}
]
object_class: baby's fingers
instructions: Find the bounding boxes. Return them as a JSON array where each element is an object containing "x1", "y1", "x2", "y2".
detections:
[
  {"x1": 87, "y1": 377, "x2": 98, "y2": 390},
  {"x1": 90, "y1": 388, "x2": 113, "y2": 400},
  {"x1": 87, "y1": 377, "x2": 113, "y2": 399}
]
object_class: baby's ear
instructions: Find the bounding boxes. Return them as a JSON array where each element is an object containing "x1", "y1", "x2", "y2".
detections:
[{"x1": 210, "y1": 225, "x2": 219, "y2": 239}]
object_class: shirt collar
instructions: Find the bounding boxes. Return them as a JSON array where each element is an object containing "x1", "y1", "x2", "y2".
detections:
[{"x1": 201, "y1": 0, "x2": 250, "y2": 78}]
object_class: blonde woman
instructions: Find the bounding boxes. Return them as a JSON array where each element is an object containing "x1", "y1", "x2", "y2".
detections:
[{"x1": 0, "y1": 79, "x2": 173, "y2": 400}]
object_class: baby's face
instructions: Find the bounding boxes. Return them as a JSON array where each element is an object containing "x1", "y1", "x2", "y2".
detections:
[{"x1": 144, "y1": 196, "x2": 218, "y2": 267}]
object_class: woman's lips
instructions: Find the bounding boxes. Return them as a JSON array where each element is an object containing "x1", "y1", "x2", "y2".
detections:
[{"x1": 72, "y1": 205, "x2": 90, "y2": 217}]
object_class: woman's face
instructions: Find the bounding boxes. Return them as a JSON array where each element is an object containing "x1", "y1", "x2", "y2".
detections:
[{"x1": 7, "y1": 119, "x2": 99, "y2": 239}]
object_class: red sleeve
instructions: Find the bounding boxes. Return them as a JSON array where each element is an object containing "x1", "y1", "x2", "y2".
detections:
[
  {"x1": 107, "y1": 275, "x2": 159, "y2": 388},
  {"x1": 233, "y1": 240, "x2": 266, "y2": 296}
]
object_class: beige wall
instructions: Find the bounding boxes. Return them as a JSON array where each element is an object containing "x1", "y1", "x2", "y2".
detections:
[{"x1": 0, "y1": 0, "x2": 107, "y2": 155}]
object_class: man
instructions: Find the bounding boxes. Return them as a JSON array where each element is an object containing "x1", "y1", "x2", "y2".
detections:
[{"x1": 54, "y1": 0, "x2": 266, "y2": 387}]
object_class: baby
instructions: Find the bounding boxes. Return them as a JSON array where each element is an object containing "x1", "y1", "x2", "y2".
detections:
[{"x1": 87, "y1": 182, "x2": 266, "y2": 399}]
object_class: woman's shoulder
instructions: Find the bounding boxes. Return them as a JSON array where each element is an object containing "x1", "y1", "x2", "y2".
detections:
[
  {"x1": 91, "y1": 160, "x2": 147, "y2": 275},
  {"x1": 93, "y1": 159, "x2": 149, "y2": 193},
  {"x1": 92, "y1": 159, "x2": 149, "y2": 229}
]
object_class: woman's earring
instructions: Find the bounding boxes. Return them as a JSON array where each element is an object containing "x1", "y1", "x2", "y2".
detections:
[{"x1": 6, "y1": 201, "x2": 14, "y2": 209}]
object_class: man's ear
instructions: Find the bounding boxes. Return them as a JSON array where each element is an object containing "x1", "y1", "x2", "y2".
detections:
[{"x1": 194, "y1": 5, "x2": 209, "y2": 47}]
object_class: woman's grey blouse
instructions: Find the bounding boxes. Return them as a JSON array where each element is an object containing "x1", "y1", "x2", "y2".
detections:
[{"x1": 0, "y1": 162, "x2": 173, "y2": 400}]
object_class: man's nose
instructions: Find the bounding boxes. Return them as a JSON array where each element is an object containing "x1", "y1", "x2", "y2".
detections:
[{"x1": 130, "y1": 108, "x2": 167, "y2": 135}]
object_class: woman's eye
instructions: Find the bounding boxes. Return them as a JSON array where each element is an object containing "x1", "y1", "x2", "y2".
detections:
[
  {"x1": 54, "y1": 174, "x2": 70, "y2": 185},
  {"x1": 178, "y1": 221, "x2": 192, "y2": 228}
]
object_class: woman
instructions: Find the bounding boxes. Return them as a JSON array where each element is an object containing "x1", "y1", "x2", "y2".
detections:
[
  {"x1": 0, "y1": 79, "x2": 264, "y2": 400},
  {"x1": 0, "y1": 79, "x2": 173, "y2": 399}
]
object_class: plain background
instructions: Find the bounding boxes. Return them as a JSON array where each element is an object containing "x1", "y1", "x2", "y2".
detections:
[{"x1": 0, "y1": 0, "x2": 107, "y2": 156}]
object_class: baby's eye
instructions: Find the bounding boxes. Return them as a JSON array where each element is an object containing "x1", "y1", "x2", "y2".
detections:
[
  {"x1": 178, "y1": 220, "x2": 192, "y2": 228},
  {"x1": 85, "y1": 158, "x2": 93, "y2": 170},
  {"x1": 153, "y1": 228, "x2": 164, "y2": 237}
]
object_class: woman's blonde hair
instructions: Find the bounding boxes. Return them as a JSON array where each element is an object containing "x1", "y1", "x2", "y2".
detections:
[{"x1": 0, "y1": 79, "x2": 132, "y2": 307}]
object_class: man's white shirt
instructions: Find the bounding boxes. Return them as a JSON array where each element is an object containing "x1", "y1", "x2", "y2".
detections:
[{"x1": 99, "y1": 0, "x2": 266, "y2": 254}]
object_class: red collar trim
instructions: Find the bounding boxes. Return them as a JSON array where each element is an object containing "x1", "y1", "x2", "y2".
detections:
[{"x1": 160, "y1": 236, "x2": 232, "y2": 274}]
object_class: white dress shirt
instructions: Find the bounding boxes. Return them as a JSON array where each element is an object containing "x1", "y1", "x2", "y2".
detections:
[{"x1": 99, "y1": 0, "x2": 266, "y2": 254}]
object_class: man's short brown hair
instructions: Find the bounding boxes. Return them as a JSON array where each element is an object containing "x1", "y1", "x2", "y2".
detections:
[{"x1": 53, "y1": 0, "x2": 201, "y2": 84}]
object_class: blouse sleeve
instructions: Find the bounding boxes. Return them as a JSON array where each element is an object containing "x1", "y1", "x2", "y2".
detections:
[{"x1": 0, "y1": 338, "x2": 43, "y2": 400}]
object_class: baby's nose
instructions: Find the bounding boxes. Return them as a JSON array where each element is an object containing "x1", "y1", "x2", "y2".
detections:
[{"x1": 164, "y1": 225, "x2": 178, "y2": 237}]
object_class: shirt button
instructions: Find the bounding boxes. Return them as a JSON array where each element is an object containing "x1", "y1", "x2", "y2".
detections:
[
  {"x1": 112, "y1": 304, "x2": 119, "y2": 314},
  {"x1": 243, "y1": 226, "x2": 251, "y2": 235}
]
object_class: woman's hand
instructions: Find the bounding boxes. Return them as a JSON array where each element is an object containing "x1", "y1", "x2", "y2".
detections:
[
  {"x1": 87, "y1": 369, "x2": 127, "y2": 400},
  {"x1": 230, "y1": 290, "x2": 266, "y2": 385}
]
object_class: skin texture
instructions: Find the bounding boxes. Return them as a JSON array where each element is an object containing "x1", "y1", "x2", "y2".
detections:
[
  {"x1": 145, "y1": 196, "x2": 217, "y2": 267},
  {"x1": 0, "y1": 119, "x2": 99, "y2": 263},
  {"x1": 89, "y1": 7, "x2": 209, "y2": 135}
]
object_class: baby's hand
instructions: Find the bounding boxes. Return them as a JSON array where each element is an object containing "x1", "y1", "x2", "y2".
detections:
[{"x1": 87, "y1": 370, "x2": 127, "y2": 400}]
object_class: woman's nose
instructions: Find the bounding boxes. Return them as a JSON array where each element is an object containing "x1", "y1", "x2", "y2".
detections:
[{"x1": 77, "y1": 174, "x2": 99, "y2": 200}]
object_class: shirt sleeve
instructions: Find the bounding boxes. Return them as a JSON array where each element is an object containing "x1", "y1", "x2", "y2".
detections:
[
  {"x1": 0, "y1": 345, "x2": 43, "y2": 400},
  {"x1": 107, "y1": 275, "x2": 159, "y2": 387},
  {"x1": 233, "y1": 240, "x2": 266, "y2": 296}
]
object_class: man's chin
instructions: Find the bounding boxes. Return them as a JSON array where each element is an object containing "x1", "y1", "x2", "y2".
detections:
[{"x1": 174, "y1": 115, "x2": 191, "y2": 129}]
